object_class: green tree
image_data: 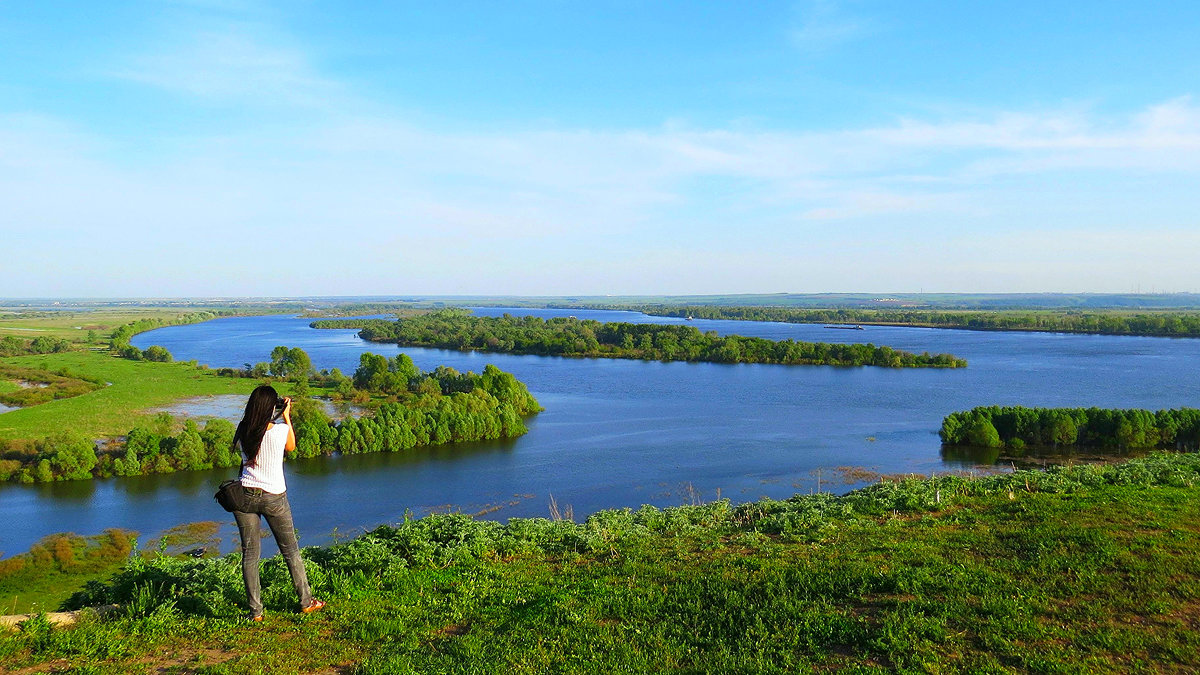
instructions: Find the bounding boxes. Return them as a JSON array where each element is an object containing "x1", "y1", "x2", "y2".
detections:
[
  {"x1": 141, "y1": 345, "x2": 173, "y2": 362},
  {"x1": 268, "y1": 346, "x2": 314, "y2": 380},
  {"x1": 173, "y1": 420, "x2": 208, "y2": 471},
  {"x1": 964, "y1": 416, "x2": 1002, "y2": 448},
  {"x1": 38, "y1": 432, "x2": 98, "y2": 480},
  {"x1": 1050, "y1": 413, "x2": 1079, "y2": 446},
  {"x1": 201, "y1": 418, "x2": 239, "y2": 467}
]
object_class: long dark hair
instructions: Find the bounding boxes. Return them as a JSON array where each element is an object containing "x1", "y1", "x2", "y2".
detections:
[{"x1": 234, "y1": 385, "x2": 279, "y2": 467}]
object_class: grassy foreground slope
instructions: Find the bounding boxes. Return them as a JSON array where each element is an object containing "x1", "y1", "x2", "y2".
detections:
[
  {"x1": 4, "y1": 454, "x2": 1200, "y2": 673},
  {"x1": 0, "y1": 352, "x2": 254, "y2": 441}
]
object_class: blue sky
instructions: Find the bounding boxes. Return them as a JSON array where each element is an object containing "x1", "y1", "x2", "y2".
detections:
[{"x1": 2, "y1": 1, "x2": 1198, "y2": 297}]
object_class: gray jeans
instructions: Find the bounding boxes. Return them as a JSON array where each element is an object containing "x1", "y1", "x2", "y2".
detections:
[{"x1": 233, "y1": 490, "x2": 313, "y2": 615}]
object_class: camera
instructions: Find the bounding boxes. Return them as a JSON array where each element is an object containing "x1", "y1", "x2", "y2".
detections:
[{"x1": 272, "y1": 396, "x2": 289, "y2": 418}]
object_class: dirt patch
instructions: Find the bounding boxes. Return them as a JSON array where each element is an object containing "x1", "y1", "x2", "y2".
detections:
[
  {"x1": 8, "y1": 659, "x2": 69, "y2": 675},
  {"x1": 435, "y1": 622, "x2": 471, "y2": 637},
  {"x1": 1, "y1": 605, "x2": 120, "y2": 631},
  {"x1": 130, "y1": 646, "x2": 240, "y2": 673},
  {"x1": 1161, "y1": 598, "x2": 1200, "y2": 631}
]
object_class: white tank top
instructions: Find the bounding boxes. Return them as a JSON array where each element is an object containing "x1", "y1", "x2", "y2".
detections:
[{"x1": 238, "y1": 423, "x2": 290, "y2": 494}]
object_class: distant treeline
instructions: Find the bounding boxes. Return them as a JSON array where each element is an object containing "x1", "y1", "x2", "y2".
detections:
[
  {"x1": 633, "y1": 306, "x2": 1200, "y2": 338},
  {"x1": 301, "y1": 304, "x2": 429, "y2": 319},
  {"x1": 0, "y1": 350, "x2": 540, "y2": 483},
  {"x1": 940, "y1": 406, "x2": 1200, "y2": 451},
  {"x1": 314, "y1": 310, "x2": 967, "y2": 368}
]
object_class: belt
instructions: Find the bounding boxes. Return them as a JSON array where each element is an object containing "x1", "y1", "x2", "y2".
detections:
[{"x1": 243, "y1": 487, "x2": 266, "y2": 495}]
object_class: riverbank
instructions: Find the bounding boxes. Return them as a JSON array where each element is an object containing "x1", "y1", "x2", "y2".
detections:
[{"x1": 4, "y1": 453, "x2": 1199, "y2": 673}]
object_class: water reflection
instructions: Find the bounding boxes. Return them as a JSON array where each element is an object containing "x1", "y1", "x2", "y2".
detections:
[
  {"x1": 940, "y1": 443, "x2": 1149, "y2": 468},
  {"x1": 939, "y1": 444, "x2": 1002, "y2": 466},
  {"x1": 28, "y1": 478, "x2": 98, "y2": 502},
  {"x1": 116, "y1": 467, "x2": 222, "y2": 497},
  {"x1": 289, "y1": 436, "x2": 521, "y2": 477}
]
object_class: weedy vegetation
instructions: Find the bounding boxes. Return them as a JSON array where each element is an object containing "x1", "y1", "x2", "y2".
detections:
[{"x1": 2, "y1": 453, "x2": 1199, "y2": 673}]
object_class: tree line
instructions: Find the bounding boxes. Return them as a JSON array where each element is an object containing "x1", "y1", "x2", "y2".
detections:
[
  {"x1": 0, "y1": 335, "x2": 74, "y2": 357},
  {"x1": 0, "y1": 348, "x2": 540, "y2": 483},
  {"x1": 632, "y1": 305, "x2": 1200, "y2": 338},
  {"x1": 314, "y1": 310, "x2": 967, "y2": 368},
  {"x1": 940, "y1": 405, "x2": 1200, "y2": 451}
]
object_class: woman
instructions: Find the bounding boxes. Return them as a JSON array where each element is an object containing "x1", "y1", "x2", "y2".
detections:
[{"x1": 232, "y1": 384, "x2": 325, "y2": 621}]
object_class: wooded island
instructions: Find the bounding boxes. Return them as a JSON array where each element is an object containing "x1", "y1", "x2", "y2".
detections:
[{"x1": 314, "y1": 309, "x2": 968, "y2": 368}]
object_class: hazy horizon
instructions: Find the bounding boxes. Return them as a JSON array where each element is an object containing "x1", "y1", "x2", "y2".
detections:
[{"x1": 6, "y1": 291, "x2": 1200, "y2": 310}]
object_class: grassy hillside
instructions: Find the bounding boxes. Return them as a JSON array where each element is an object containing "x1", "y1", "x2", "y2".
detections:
[
  {"x1": 3, "y1": 453, "x2": 1198, "y2": 673},
  {"x1": 0, "y1": 352, "x2": 255, "y2": 441}
]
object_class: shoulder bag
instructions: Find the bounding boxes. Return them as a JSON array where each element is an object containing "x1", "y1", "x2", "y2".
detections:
[{"x1": 214, "y1": 477, "x2": 249, "y2": 513}]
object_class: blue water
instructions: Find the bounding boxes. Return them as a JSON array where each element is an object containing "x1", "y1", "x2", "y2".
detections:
[{"x1": 1, "y1": 308, "x2": 1197, "y2": 555}]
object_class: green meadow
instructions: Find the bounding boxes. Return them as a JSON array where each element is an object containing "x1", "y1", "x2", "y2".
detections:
[
  {"x1": 0, "y1": 309, "x2": 208, "y2": 346},
  {"x1": 0, "y1": 352, "x2": 254, "y2": 441},
  {"x1": 3, "y1": 453, "x2": 1199, "y2": 673}
]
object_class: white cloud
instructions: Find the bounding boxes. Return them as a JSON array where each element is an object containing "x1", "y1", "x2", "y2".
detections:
[
  {"x1": 789, "y1": 0, "x2": 880, "y2": 53},
  {"x1": 4, "y1": 71, "x2": 1200, "y2": 294},
  {"x1": 106, "y1": 11, "x2": 340, "y2": 108}
]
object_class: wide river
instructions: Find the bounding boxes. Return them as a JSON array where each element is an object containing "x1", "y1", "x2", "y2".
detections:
[{"x1": 2, "y1": 308, "x2": 1198, "y2": 555}]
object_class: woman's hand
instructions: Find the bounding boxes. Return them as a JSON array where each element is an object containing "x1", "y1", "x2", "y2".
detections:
[{"x1": 282, "y1": 397, "x2": 297, "y2": 451}]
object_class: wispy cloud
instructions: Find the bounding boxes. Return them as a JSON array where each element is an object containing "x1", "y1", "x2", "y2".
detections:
[
  {"x1": 4, "y1": 99, "x2": 1199, "y2": 239},
  {"x1": 789, "y1": 0, "x2": 880, "y2": 52},
  {"x1": 106, "y1": 7, "x2": 339, "y2": 108}
]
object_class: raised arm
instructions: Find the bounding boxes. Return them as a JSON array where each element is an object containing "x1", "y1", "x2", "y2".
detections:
[{"x1": 281, "y1": 397, "x2": 297, "y2": 452}]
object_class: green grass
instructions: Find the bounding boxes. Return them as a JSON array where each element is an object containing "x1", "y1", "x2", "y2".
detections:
[
  {"x1": 0, "y1": 379, "x2": 18, "y2": 395},
  {"x1": 0, "y1": 565, "x2": 126, "y2": 616},
  {"x1": 0, "y1": 308, "x2": 205, "y2": 345},
  {"x1": 0, "y1": 352, "x2": 256, "y2": 441},
  {"x1": 3, "y1": 454, "x2": 1199, "y2": 673}
]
